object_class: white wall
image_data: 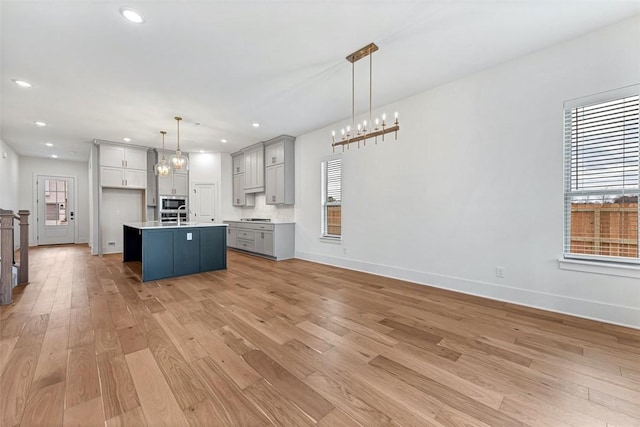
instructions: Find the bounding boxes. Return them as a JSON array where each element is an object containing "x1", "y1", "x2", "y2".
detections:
[
  {"x1": 19, "y1": 156, "x2": 90, "y2": 246},
  {"x1": 0, "y1": 139, "x2": 20, "y2": 249},
  {"x1": 189, "y1": 152, "x2": 223, "y2": 222},
  {"x1": 0, "y1": 139, "x2": 20, "y2": 212},
  {"x1": 294, "y1": 16, "x2": 640, "y2": 328}
]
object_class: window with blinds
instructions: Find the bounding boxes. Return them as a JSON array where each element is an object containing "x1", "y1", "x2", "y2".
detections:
[
  {"x1": 564, "y1": 86, "x2": 639, "y2": 263},
  {"x1": 322, "y1": 157, "x2": 342, "y2": 237}
]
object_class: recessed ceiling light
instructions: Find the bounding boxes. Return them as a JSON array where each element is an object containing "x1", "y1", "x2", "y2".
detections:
[
  {"x1": 34, "y1": 121, "x2": 47, "y2": 127},
  {"x1": 70, "y1": 151, "x2": 77, "y2": 154},
  {"x1": 13, "y1": 79, "x2": 32, "y2": 88},
  {"x1": 252, "y1": 122, "x2": 260, "y2": 128},
  {"x1": 120, "y1": 7, "x2": 144, "y2": 24},
  {"x1": 199, "y1": 150, "x2": 205, "y2": 153},
  {"x1": 123, "y1": 137, "x2": 131, "y2": 142},
  {"x1": 45, "y1": 142, "x2": 54, "y2": 147},
  {"x1": 220, "y1": 139, "x2": 228, "y2": 143},
  {"x1": 51, "y1": 154, "x2": 58, "y2": 159}
]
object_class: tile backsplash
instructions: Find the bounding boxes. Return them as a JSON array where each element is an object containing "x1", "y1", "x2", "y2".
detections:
[{"x1": 239, "y1": 194, "x2": 295, "y2": 222}]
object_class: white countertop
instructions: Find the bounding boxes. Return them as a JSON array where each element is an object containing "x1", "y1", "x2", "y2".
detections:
[
  {"x1": 223, "y1": 220, "x2": 295, "y2": 224},
  {"x1": 124, "y1": 221, "x2": 228, "y2": 229}
]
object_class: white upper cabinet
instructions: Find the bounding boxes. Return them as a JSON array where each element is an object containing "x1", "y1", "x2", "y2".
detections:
[
  {"x1": 99, "y1": 143, "x2": 148, "y2": 188},
  {"x1": 100, "y1": 144, "x2": 147, "y2": 170}
]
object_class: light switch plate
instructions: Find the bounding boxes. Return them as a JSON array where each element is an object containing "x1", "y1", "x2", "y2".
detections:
[{"x1": 187, "y1": 232, "x2": 192, "y2": 241}]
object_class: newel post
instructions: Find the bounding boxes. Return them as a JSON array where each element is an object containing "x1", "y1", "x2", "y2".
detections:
[
  {"x1": 18, "y1": 210, "x2": 30, "y2": 285},
  {"x1": 0, "y1": 209, "x2": 14, "y2": 305}
]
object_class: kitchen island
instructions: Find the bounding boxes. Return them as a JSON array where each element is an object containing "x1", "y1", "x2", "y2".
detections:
[{"x1": 123, "y1": 222, "x2": 227, "y2": 282}]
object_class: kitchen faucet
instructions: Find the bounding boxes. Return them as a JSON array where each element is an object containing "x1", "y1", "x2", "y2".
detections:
[{"x1": 177, "y1": 205, "x2": 187, "y2": 225}]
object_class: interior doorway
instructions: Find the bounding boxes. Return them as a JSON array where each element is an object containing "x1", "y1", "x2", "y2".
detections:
[
  {"x1": 191, "y1": 183, "x2": 216, "y2": 223},
  {"x1": 36, "y1": 175, "x2": 76, "y2": 245}
]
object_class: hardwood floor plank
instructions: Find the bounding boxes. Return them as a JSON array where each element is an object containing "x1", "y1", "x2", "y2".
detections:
[
  {"x1": 244, "y1": 378, "x2": 316, "y2": 427},
  {"x1": 106, "y1": 406, "x2": 148, "y2": 427},
  {"x1": 214, "y1": 324, "x2": 258, "y2": 356},
  {"x1": 63, "y1": 396, "x2": 105, "y2": 427},
  {"x1": 125, "y1": 348, "x2": 190, "y2": 427},
  {"x1": 185, "y1": 320, "x2": 261, "y2": 389},
  {"x1": 243, "y1": 349, "x2": 334, "y2": 421},
  {"x1": 14, "y1": 313, "x2": 49, "y2": 348},
  {"x1": 97, "y1": 349, "x2": 141, "y2": 420},
  {"x1": 153, "y1": 310, "x2": 208, "y2": 362},
  {"x1": 20, "y1": 381, "x2": 65, "y2": 427},
  {"x1": 589, "y1": 388, "x2": 640, "y2": 420},
  {"x1": 68, "y1": 307, "x2": 94, "y2": 348},
  {"x1": 0, "y1": 336, "x2": 19, "y2": 374},
  {"x1": 66, "y1": 344, "x2": 101, "y2": 408},
  {"x1": 369, "y1": 355, "x2": 522, "y2": 426},
  {"x1": 190, "y1": 356, "x2": 271, "y2": 426},
  {"x1": 309, "y1": 357, "x2": 442, "y2": 427},
  {"x1": 116, "y1": 325, "x2": 148, "y2": 355},
  {"x1": 145, "y1": 326, "x2": 209, "y2": 410},
  {"x1": 31, "y1": 324, "x2": 69, "y2": 392},
  {"x1": 0, "y1": 343, "x2": 42, "y2": 427},
  {"x1": 317, "y1": 408, "x2": 362, "y2": 427},
  {"x1": 303, "y1": 371, "x2": 394, "y2": 426}
]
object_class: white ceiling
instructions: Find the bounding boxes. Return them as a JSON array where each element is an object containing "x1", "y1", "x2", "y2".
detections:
[{"x1": 2, "y1": 1, "x2": 639, "y2": 161}]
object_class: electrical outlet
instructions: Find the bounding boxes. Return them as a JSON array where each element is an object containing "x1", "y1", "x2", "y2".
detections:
[
  {"x1": 496, "y1": 266, "x2": 505, "y2": 278},
  {"x1": 343, "y1": 247, "x2": 347, "y2": 255}
]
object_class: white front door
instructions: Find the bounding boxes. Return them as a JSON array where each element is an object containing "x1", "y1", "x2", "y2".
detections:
[
  {"x1": 191, "y1": 183, "x2": 216, "y2": 223},
  {"x1": 37, "y1": 175, "x2": 75, "y2": 245}
]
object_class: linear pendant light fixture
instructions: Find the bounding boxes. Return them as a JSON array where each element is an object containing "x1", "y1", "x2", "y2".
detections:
[
  {"x1": 170, "y1": 116, "x2": 188, "y2": 170},
  {"x1": 154, "y1": 131, "x2": 171, "y2": 176},
  {"x1": 332, "y1": 43, "x2": 399, "y2": 151}
]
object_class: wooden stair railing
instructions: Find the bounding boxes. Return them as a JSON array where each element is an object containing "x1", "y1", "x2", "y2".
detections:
[{"x1": 0, "y1": 209, "x2": 30, "y2": 305}]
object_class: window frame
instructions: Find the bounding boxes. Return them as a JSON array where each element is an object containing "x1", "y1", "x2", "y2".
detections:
[
  {"x1": 321, "y1": 155, "x2": 342, "y2": 240},
  {"x1": 563, "y1": 85, "x2": 640, "y2": 265}
]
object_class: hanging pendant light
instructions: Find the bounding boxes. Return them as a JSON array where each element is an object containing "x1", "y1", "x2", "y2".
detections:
[
  {"x1": 154, "y1": 131, "x2": 171, "y2": 176},
  {"x1": 170, "y1": 116, "x2": 188, "y2": 170}
]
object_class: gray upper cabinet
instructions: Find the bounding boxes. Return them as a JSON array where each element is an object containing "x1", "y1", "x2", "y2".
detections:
[
  {"x1": 158, "y1": 169, "x2": 188, "y2": 196},
  {"x1": 232, "y1": 152, "x2": 245, "y2": 175},
  {"x1": 147, "y1": 150, "x2": 157, "y2": 206},
  {"x1": 231, "y1": 152, "x2": 254, "y2": 207},
  {"x1": 265, "y1": 135, "x2": 295, "y2": 205},
  {"x1": 243, "y1": 142, "x2": 264, "y2": 193},
  {"x1": 265, "y1": 139, "x2": 285, "y2": 166}
]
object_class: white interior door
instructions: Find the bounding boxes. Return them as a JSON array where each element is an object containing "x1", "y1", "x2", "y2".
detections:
[
  {"x1": 37, "y1": 175, "x2": 75, "y2": 245},
  {"x1": 192, "y1": 183, "x2": 216, "y2": 223}
]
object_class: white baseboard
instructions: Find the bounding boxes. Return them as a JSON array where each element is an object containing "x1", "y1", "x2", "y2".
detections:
[{"x1": 295, "y1": 251, "x2": 640, "y2": 330}]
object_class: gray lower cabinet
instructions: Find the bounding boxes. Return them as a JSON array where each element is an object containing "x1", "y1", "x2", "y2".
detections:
[
  {"x1": 224, "y1": 221, "x2": 294, "y2": 260},
  {"x1": 254, "y1": 231, "x2": 274, "y2": 256}
]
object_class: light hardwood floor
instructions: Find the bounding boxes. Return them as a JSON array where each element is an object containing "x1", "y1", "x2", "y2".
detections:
[{"x1": 1, "y1": 244, "x2": 639, "y2": 426}]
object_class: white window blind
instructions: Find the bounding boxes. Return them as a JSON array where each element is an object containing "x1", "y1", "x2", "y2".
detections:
[
  {"x1": 326, "y1": 159, "x2": 342, "y2": 204},
  {"x1": 322, "y1": 157, "x2": 342, "y2": 237},
  {"x1": 564, "y1": 87, "x2": 639, "y2": 263}
]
